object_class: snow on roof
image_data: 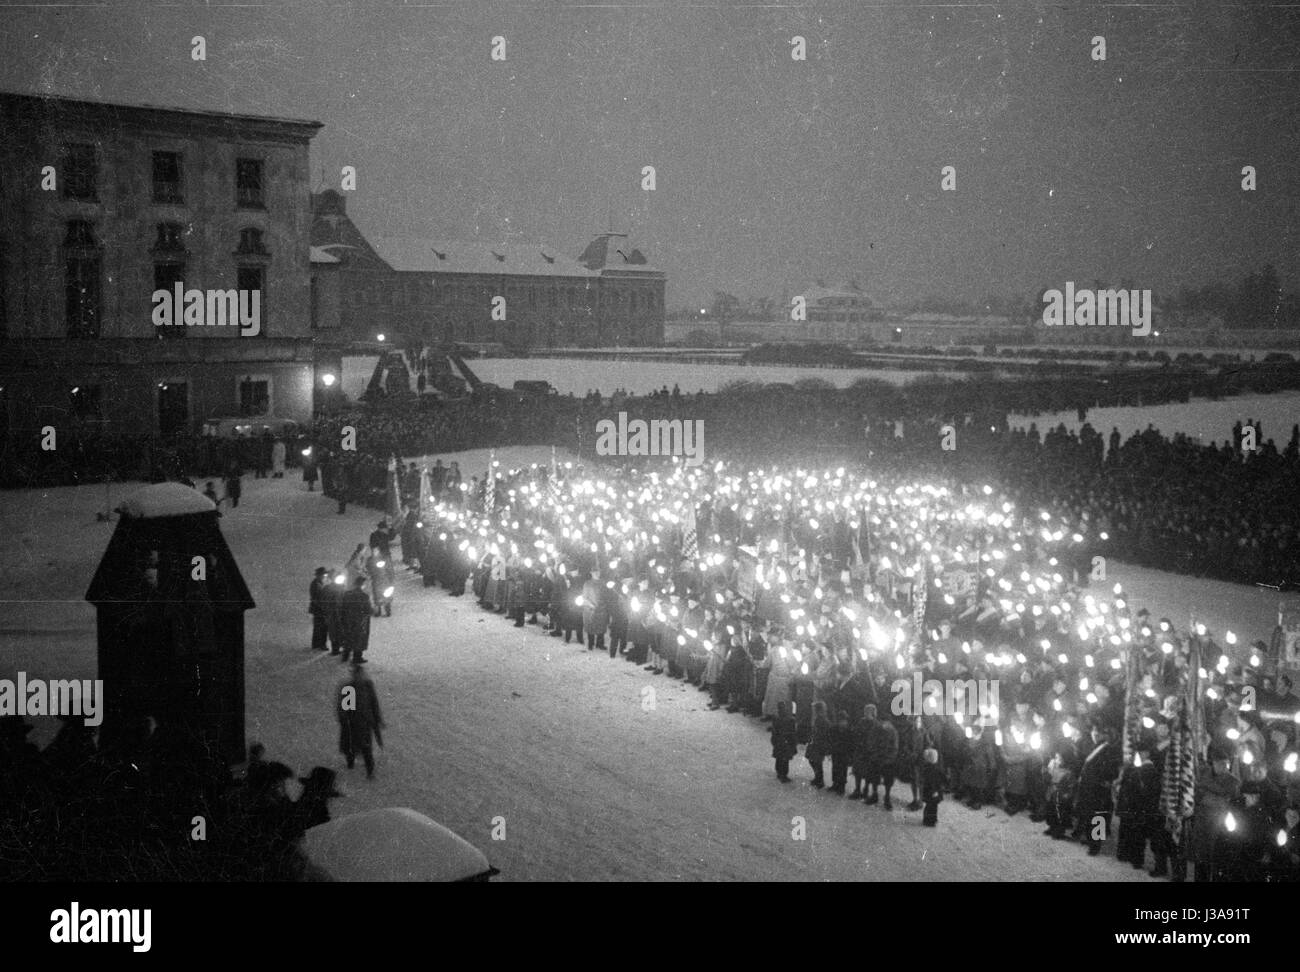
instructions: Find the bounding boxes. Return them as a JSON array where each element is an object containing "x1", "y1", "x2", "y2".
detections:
[
  {"x1": 801, "y1": 284, "x2": 876, "y2": 303},
  {"x1": 118, "y1": 482, "x2": 217, "y2": 519},
  {"x1": 368, "y1": 237, "x2": 597, "y2": 278},
  {"x1": 300, "y1": 807, "x2": 494, "y2": 882}
]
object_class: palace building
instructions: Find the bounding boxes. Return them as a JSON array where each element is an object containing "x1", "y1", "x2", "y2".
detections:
[
  {"x1": 309, "y1": 190, "x2": 666, "y2": 350},
  {"x1": 0, "y1": 92, "x2": 322, "y2": 435}
]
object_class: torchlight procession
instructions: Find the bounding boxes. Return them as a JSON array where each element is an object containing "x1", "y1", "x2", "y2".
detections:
[{"x1": 401, "y1": 452, "x2": 1300, "y2": 881}]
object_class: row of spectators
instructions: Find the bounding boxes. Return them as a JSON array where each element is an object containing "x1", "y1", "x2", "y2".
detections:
[{"x1": 0, "y1": 712, "x2": 340, "y2": 881}]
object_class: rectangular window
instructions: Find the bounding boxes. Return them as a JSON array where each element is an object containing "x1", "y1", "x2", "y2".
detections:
[
  {"x1": 152, "y1": 151, "x2": 183, "y2": 203},
  {"x1": 237, "y1": 227, "x2": 268, "y2": 255},
  {"x1": 65, "y1": 256, "x2": 101, "y2": 338},
  {"x1": 238, "y1": 378, "x2": 270, "y2": 416},
  {"x1": 64, "y1": 220, "x2": 97, "y2": 248},
  {"x1": 154, "y1": 222, "x2": 185, "y2": 252},
  {"x1": 236, "y1": 158, "x2": 264, "y2": 208},
  {"x1": 63, "y1": 143, "x2": 97, "y2": 200},
  {"x1": 238, "y1": 265, "x2": 265, "y2": 333},
  {"x1": 154, "y1": 262, "x2": 186, "y2": 339},
  {"x1": 69, "y1": 384, "x2": 102, "y2": 421},
  {"x1": 158, "y1": 381, "x2": 189, "y2": 435}
]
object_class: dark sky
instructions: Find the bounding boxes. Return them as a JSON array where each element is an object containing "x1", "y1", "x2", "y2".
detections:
[{"x1": 3, "y1": 1, "x2": 1298, "y2": 309}]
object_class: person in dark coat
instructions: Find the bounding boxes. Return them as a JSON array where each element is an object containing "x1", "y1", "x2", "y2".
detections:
[
  {"x1": 337, "y1": 663, "x2": 384, "y2": 779},
  {"x1": 335, "y1": 462, "x2": 349, "y2": 514},
  {"x1": 861, "y1": 704, "x2": 900, "y2": 810},
  {"x1": 921, "y1": 748, "x2": 945, "y2": 826},
  {"x1": 254, "y1": 430, "x2": 273, "y2": 479},
  {"x1": 309, "y1": 567, "x2": 331, "y2": 651},
  {"x1": 400, "y1": 509, "x2": 419, "y2": 569},
  {"x1": 582, "y1": 572, "x2": 611, "y2": 651},
  {"x1": 340, "y1": 576, "x2": 372, "y2": 663},
  {"x1": 805, "y1": 700, "x2": 831, "y2": 788},
  {"x1": 302, "y1": 448, "x2": 318, "y2": 491},
  {"x1": 1073, "y1": 724, "x2": 1121, "y2": 854},
  {"x1": 291, "y1": 766, "x2": 342, "y2": 834},
  {"x1": 225, "y1": 464, "x2": 242, "y2": 509},
  {"x1": 770, "y1": 700, "x2": 798, "y2": 782},
  {"x1": 369, "y1": 520, "x2": 397, "y2": 561},
  {"x1": 1116, "y1": 741, "x2": 1161, "y2": 870},
  {"x1": 1043, "y1": 750, "x2": 1078, "y2": 839},
  {"x1": 829, "y1": 708, "x2": 853, "y2": 794}
]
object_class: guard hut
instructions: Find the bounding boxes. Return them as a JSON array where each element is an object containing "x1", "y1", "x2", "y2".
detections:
[{"x1": 85, "y1": 483, "x2": 255, "y2": 764}]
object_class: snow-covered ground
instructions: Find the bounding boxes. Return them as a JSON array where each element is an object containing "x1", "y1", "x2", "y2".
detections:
[
  {"x1": 1010, "y1": 391, "x2": 1300, "y2": 454},
  {"x1": 4, "y1": 447, "x2": 1283, "y2": 881}
]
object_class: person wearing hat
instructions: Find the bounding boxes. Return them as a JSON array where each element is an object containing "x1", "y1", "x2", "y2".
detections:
[
  {"x1": 1115, "y1": 739, "x2": 1161, "y2": 870},
  {"x1": 292, "y1": 766, "x2": 343, "y2": 833},
  {"x1": 340, "y1": 575, "x2": 372, "y2": 663},
  {"x1": 1072, "y1": 723, "x2": 1121, "y2": 855},
  {"x1": 769, "y1": 700, "x2": 798, "y2": 783},
  {"x1": 369, "y1": 519, "x2": 397, "y2": 562},
  {"x1": 309, "y1": 567, "x2": 331, "y2": 651},
  {"x1": 920, "y1": 748, "x2": 944, "y2": 826},
  {"x1": 337, "y1": 662, "x2": 385, "y2": 779}
]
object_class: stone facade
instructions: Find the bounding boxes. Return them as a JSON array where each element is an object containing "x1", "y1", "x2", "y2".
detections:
[{"x1": 0, "y1": 92, "x2": 321, "y2": 434}]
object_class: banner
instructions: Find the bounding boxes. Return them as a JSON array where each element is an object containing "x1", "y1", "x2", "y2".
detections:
[
  {"x1": 1279, "y1": 602, "x2": 1300, "y2": 666},
  {"x1": 941, "y1": 565, "x2": 975, "y2": 599},
  {"x1": 736, "y1": 546, "x2": 758, "y2": 601}
]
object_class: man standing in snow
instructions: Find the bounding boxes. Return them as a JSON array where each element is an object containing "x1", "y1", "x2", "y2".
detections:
[
  {"x1": 309, "y1": 567, "x2": 330, "y2": 651},
  {"x1": 337, "y1": 663, "x2": 384, "y2": 779},
  {"x1": 340, "y1": 575, "x2": 372, "y2": 663}
]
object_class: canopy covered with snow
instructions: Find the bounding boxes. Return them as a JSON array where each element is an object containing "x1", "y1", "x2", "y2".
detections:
[
  {"x1": 117, "y1": 482, "x2": 217, "y2": 519},
  {"x1": 300, "y1": 808, "x2": 497, "y2": 882}
]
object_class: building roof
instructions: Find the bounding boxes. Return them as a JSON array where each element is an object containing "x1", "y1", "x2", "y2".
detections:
[
  {"x1": 900, "y1": 313, "x2": 1015, "y2": 327},
  {"x1": 578, "y1": 234, "x2": 663, "y2": 274},
  {"x1": 367, "y1": 237, "x2": 599, "y2": 278},
  {"x1": 0, "y1": 90, "x2": 323, "y2": 140},
  {"x1": 801, "y1": 283, "x2": 877, "y2": 304},
  {"x1": 310, "y1": 246, "x2": 343, "y2": 265}
]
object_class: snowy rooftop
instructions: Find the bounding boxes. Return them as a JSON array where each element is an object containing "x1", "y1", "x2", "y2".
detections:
[
  {"x1": 368, "y1": 237, "x2": 598, "y2": 278},
  {"x1": 118, "y1": 482, "x2": 217, "y2": 519}
]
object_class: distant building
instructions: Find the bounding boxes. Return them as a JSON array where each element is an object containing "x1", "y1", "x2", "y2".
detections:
[
  {"x1": 801, "y1": 282, "x2": 883, "y2": 326},
  {"x1": 0, "y1": 92, "x2": 322, "y2": 434},
  {"x1": 310, "y1": 190, "x2": 665, "y2": 349}
]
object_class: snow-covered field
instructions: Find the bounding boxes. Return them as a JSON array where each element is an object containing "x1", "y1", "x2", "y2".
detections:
[
  {"x1": 5, "y1": 446, "x2": 1289, "y2": 880},
  {"x1": 1010, "y1": 391, "x2": 1300, "y2": 453}
]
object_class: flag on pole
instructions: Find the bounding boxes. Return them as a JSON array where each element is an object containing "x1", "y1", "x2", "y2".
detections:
[
  {"x1": 418, "y1": 465, "x2": 431, "y2": 511},
  {"x1": 385, "y1": 456, "x2": 401, "y2": 520},
  {"x1": 547, "y1": 445, "x2": 563, "y2": 505},
  {"x1": 485, "y1": 449, "x2": 495, "y2": 514},
  {"x1": 1121, "y1": 638, "x2": 1143, "y2": 764},
  {"x1": 910, "y1": 563, "x2": 928, "y2": 646},
  {"x1": 682, "y1": 503, "x2": 698, "y2": 560},
  {"x1": 1162, "y1": 632, "x2": 1203, "y2": 843}
]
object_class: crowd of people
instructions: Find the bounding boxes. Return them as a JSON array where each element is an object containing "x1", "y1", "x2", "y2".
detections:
[
  {"x1": 360, "y1": 452, "x2": 1300, "y2": 881},
  {"x1": 0, "y1": 712, "x2": 343, "y2": 881}
]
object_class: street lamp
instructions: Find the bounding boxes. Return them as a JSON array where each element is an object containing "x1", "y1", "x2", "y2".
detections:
[
  {"x1": 377, "y1": 333, "x2": 386, "y2": 342},
  {"x1": 321, "y1": 373, "x2": 337, "y2": 387}
]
